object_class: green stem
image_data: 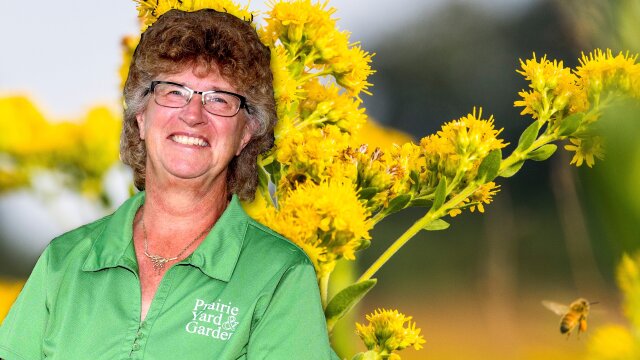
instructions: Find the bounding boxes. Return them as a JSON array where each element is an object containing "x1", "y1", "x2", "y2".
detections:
[
  {"x1": 498, "y1": 133, "x2": 554, "y2": 175},
  {"x1": 357, "y1": 214, "x2": 431, "y2": 283},
  {"x1": 357, "y1": 186, "x2": 477, "y2": 282},
  {"x1": 320, "y1": 271, "x2": 331, "y2": 309}
]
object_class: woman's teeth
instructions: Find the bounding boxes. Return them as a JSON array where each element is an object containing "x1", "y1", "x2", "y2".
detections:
[{"x1": 171, "y1": 135, "x2": 209, "y2": 147}]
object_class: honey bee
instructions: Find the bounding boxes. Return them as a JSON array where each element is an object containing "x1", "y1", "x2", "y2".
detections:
[{"x1": 542, "y1": 298, "x2": 597, "y2": 338}]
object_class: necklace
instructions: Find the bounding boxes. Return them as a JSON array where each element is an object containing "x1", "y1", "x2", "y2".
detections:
[{"x1": 141, "y1": 210, "x2": 214, "y2": 273}]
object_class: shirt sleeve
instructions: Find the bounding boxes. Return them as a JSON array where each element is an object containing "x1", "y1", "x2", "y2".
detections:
[
  {"x1": 247, "y1": 258, "x2": 340, "y2": 360},
  {"x1": 0, "y1": 247, "x2": 50, "y2": 360}
]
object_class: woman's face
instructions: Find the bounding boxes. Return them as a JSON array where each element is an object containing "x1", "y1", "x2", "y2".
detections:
[{"x1": 136, "y1": 66, "x2": 253, "y2": 190}]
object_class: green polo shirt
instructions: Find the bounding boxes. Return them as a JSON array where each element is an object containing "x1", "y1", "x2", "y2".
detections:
[{"x1": 0, "y1": 192, "x2": 339, "y2": 360}]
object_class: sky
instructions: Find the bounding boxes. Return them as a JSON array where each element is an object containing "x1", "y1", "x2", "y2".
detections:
[{"x1": 0, "y1": 0, "x2": 537, "y2": 119}]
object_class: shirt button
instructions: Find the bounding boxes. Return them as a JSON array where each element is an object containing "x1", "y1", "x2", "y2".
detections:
[
  {"x1": 136, "y1": 331, "x2": 143, "y2": 339},
  {"x1": 132, "y1": 343, "x2": 140, "y2": 351}
]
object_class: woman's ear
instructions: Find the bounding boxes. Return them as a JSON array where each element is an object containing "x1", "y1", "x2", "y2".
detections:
[
  {"x1": 235, "y1": 121, "x2": 256, "y2": 156},
  {"x1": 136, "y1": 113, "x2": 146, "y2": 140}
]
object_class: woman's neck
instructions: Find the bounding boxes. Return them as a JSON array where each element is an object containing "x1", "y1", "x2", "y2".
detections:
[{"x1": 137, "y1": 178, "x2": 229, "y2": 252}]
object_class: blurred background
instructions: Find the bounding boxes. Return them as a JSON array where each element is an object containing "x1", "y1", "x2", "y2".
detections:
[{"x1": 1, "y1": 0, "x2": 639, "y2": 359}]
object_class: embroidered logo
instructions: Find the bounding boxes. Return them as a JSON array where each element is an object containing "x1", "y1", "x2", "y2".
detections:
[{"x1": 185, "y1": 298, "x2": 240, "y2": 341}]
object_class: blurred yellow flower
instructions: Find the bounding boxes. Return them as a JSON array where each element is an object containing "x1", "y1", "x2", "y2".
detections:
[
  {"x1": 350, "y1": 118, "x2": 414, "y2": 151},
  {"x1": 576, "y1": 49, "x2": 640, "y2": 101},
  {"x1": 0, "y1": 279, "x2": 24, "y2": 323},
  {"x1": 0, "y1": 96, "x2": 121, "y2": 196},
  {"x1": 587, "y1": 325, "x2": 639, "y2": 360},
  {"x1": 587, "y1": 253, "x2": 640, "y2": 359},
  {"x1": 356, "y1": 308, "x2": 425, "y2": 358},
  {"x1": 119, "y1": 35, "x2": 138, "y2": 93}
]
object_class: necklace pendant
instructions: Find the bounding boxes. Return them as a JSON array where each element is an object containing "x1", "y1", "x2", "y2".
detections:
[{"x1": 148, "y1": 254, "x2": 170, "y2": 273}]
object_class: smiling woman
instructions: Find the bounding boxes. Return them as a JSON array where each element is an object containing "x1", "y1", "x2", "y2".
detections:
[{"x1": 0, "y1": 8, "x2": 338, "y2": 360}]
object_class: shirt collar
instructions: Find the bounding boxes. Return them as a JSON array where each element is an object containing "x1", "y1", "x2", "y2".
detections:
[{"x1": 82, "y1": 192, "x2": 248, "y2": 282}]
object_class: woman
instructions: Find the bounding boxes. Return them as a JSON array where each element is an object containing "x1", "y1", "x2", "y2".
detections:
[{"x1": 0, "y1": 9, "x2": 337, "y2": 360}]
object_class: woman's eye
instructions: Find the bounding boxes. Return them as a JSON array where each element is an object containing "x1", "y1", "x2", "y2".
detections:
[{"x1": 211, "y1": 96, "x2": 229, "y2": 104}]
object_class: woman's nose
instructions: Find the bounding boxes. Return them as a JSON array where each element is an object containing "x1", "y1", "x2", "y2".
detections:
[{"x1": 179, "y1": 94, "x2": 207, "y2": 126}]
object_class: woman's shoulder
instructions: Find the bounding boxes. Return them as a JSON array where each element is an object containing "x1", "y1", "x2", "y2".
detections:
[
  {"x1": 242, "y1": 217, "x2": 313, "y2": 267},
  {"x1": 46, "y1": 214, "x2": 112, "y2": 261}
]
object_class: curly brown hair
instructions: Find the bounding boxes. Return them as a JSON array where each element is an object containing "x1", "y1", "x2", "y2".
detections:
[{"x1": 121, "y1": 9, "x2": 276, "y2": 200}]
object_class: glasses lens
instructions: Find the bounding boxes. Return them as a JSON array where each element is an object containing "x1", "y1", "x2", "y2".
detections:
[
  {"x1": 154, "y1": 83, "x2": 190, "y2": 108},
  {"x1": 203, "y1": 92, "x2": 241, "y2": 117}
]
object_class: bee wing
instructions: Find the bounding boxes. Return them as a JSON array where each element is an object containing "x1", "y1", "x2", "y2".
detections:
[{"x1": 542, "y1": 300, "x2": 569, "y2": 316}]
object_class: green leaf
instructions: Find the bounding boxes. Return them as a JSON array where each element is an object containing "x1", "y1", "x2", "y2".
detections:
[
  {"x1": 325, "y1": 279, "x2": 377, "y2": 330},
  {"x1": 431, "y1": 177, "x2": 447, "y2": 212},
  {"x1": 527, "y1": 144, "x2": 557, "y2": 161},
  {"x1": 263, "y1": 160, "x2": 281, "y2": 186},
  {"x1": 358, "y1": 187, "x2": 378, "y2": 201},
  {"x1": 384, "y1": 194, "x2": 411, "y2": 215},
  {"x1": 516, "y1": 121, "x2": 541, "y2": 152},
  {"x1": 557, "y1": 113, "x2": 583, "y2": 136},
  {"x1": 257, "y1": 165, "x2": 270, "y2": 190},
  {"x1": 409, "y1": 198, "x2": 432, "y2": 207},
  {"x1": 500, "y1": 160, "x2": 525, "y2": 178},
  {"x1": 477, "y1": 149, "x2": 502, "y2": 182},
  {"x1": 423, "y1": 218, "x2": 450, "y2": 231}
]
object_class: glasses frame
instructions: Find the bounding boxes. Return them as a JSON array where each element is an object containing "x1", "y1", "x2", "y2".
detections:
[{"x1": 148, "y1": 80, "x2": 248, "y2": 117}]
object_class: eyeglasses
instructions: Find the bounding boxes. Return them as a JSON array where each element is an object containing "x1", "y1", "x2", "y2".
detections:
[{"x1": 148, "y1": 80, "x2": 248, "y2": 117}]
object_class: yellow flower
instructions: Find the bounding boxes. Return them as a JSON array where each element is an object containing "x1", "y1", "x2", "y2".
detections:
[
  {"x1": 135, "y1": 0, "x2": 254, "y2": 31},
  {"x1": 330, "y1": 44, "x2": 375, "y2": 97},
  {"x1": 421, "y1": 108, "x2": 507, "y2": 179},
  {"x1": 564, "y1": 136, "x2": 605, "y2": 168},
  {"x1": 515, "y1": 54, "x2": 585, "y2": 120},
  {"x1": 256, "y1": 180, "x2": 372, "y2": 278},
  {"x1": 513, "y1": 90, "x2": 543, "y2": 118},
  {"x1": 274, "y1": 125, "x2": 356, "y2": 189},
  {"x1": 270, "y1": 46, "x2": 302, "y2": 116},
  {"x1": 576, "y1": 49, "x2": 640, "y2": 101},
  {"x1": 262, "y1": 0, "x2": 338, "y2": 54},
  {"x1": 356, "y1": 308, "x2": 426, "y2": 357},
  {"x1": 469, "y1": 182, "x2": 500, "y2": 213},
  {"x1": 447, "y1": 182, "x2": 500, "y2": 217}
]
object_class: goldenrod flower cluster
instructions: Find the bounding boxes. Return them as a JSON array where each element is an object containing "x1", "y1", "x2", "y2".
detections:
[
  {"x1": 420, "y1": 108, "x2": 507, "y2": 216},
  {"x1": 515, "y1": 50, "x2": 640, "y2": 168},
  {"x1": 586, "y1": 253, "x2": 640, "y2": 360},
  {"x1": 260, "y1": 0, "x2": 374, "y2": 97},
  {"x1": 135, "y1": 0, "x2": 253, "y2": 31},
  {"x1": 260, "y1": 180, "x2": 372, "y2": 276},
  {"x1": 0, "y1": 96, "x2": 121, "y2": 196},
  {"x1": 355, "y1": 308, "x2": 425, "y2": 359}
]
